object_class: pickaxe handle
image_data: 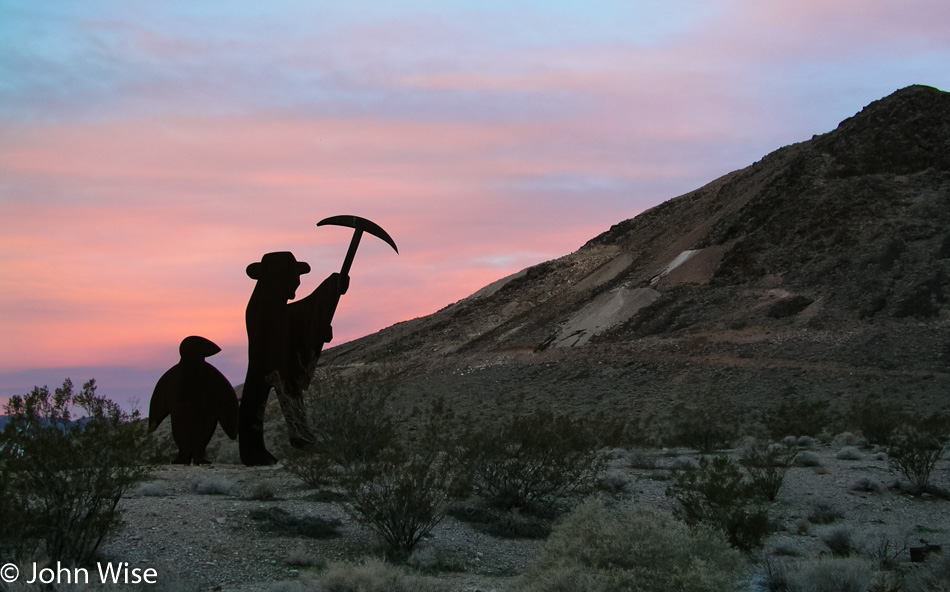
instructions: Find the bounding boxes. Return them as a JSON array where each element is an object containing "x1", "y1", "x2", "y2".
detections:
[{"x1": 340, "y1": 228, "x2": 363, "y2": 277}]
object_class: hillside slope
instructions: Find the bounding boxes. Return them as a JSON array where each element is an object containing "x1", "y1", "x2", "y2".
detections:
[{"x1": 321, "y1": 85, "x2": 950, "y2": 428}]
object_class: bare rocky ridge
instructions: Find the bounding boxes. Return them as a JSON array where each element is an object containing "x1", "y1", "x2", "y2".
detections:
[{"x1": 320, "y1": 84, "x2": 950, "y2": 426}]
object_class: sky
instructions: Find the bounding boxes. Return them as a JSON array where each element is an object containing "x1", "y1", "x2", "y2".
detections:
[{"x1": 2, "y1": 1, "x2": 949, "y2": 412}]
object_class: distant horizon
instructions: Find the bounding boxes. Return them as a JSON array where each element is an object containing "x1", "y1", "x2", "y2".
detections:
[{"x1": 2, "y1": 2, "x2": 949, "y2": 410}]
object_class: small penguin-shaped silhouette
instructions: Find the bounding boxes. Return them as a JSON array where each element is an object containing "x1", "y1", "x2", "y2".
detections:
[{"x1": 149, "y1": 336, "x2": 239, "y2": 464}]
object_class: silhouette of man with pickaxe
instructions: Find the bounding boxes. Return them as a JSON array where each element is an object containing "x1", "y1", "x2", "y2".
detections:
[{"x1": 239, "y1": 216, "x2": 397, "y2": 466}]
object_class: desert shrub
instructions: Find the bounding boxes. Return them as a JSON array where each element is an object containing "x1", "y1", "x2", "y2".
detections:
[
  {"x1": 192, "y1": 475, "x2": 235, "y2": 495},
  {"x1": 740, "y1": 439, "x2": 797, "y2": 501},
  {"x1": 283, "y1": 450, "x2": 335, "y2": 488},
  {"x1": 851, "y1": 476, "x2": 884, "y2": 493},
  {"x1": 887, "y1": 421, "x2": 947, "y2": 492},
  {"x1": 670, "y1": 455, "x2": 700, "y2": 470},
  {"x1": 249, "y1": 506, "x2": 341, "y2": 538},
  {"x1": 808, "y1": 501, "x2": 843, "y2": 525},
  {"x1": 514, "y1": 499, "x2": 744, "y2": 592},
  {"x1": 304, "y1": 490, "x2": 347, "y2": 504},
  {"x1": 483, "y1": 512, "x2": 551, "y2": 540},
  {"x1": 860, "y1": 531, "x2": 908, "y2": 571},
  {"x1": 783, "y1": 556, "x2": 873, "y2": 592},
  {"x1": 772, "y1": 541, "x2": 801, "y2": 556},
  {"x1": 316, "y1": 559, "x2": 449, "y2": 592},
  {"x1": 406, "y1": 544, "x2": 461, "y2": 572},
  {"x1": 0, "y1": 379, "x2": 152, "y2": 565},
  {"x1": 764, "y1": 395, "x2": 831, "y2": 439},
  {"x1": 905, "y1": 551, "x2": 950, "y2": 592},
  {"x1": 135, "y1": 480, "x2": 168, "y2": 497},
  {"x1": 832, "y1": 432, "x2": 867, "y2": 448},
  {"x1": 343, "y1": 430, "x2": 453, "y2": 561},
  {"x1": 406, "y1": 545, "x2": 439, "y2": 571},
  {"x1": 284, "y1": 545, "x2": 324, "y2": 568},
  {"x1": 460, "y1": 407, "x2": 606, "y2": 515},
  {"x1": 445, "y1": 502, "x2": 495, "y2": 524},
  {"x1": 822, "y1": 527, "x2": 855, "y2": 557},
  {"x1": 755, "y1": 552, "x2": 790, "y2": 592},
  {"x1": 445, "y1": 503, "x2": 550, "y2": 539},
  {"x1": 248, "y1": 480, "x2": 278, "y2": 500},
  {"x1": 666, "y1": 454, "x2": 770, "y2": 551},
  {"x1": 795, "y1": 435, "x2": 817, "y2": 448},
  {"x1": 667, "y1": 395, "x2": 742, "y2": 452},
  {"x1": 596, "y1": 469, "x2": 633, "y2": 498},
  {"x1": 836, "y1": 446, "x2": 864, "y2": 461},
  {"x1": 300, "y1": 369, "x2": 397, "y2": 471},
  {"x1": 627, "y1": 448, "x2": 658, "y2": 469},
  {"x1": 793, "y1": 450, "x2": 823, "y2": 467}
]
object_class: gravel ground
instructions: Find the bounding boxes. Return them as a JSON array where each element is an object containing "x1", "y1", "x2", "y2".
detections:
[{"x1": 98, "y1": 441, "x2": 950, "y2": 592}]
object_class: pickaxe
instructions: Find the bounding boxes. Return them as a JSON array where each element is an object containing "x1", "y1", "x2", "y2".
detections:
[{"x1": 317, "y1": 215, "x2": 398, "y2": 281}]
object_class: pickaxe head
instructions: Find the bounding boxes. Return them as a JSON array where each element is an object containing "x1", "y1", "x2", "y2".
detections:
[{"x1": 317, "y1": 215, "x2": 398, "y2": 276}]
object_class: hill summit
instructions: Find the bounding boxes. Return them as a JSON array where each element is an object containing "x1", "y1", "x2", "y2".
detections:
[{"x1": 322, "y1": 85, "x2": 950, "y2": 425}]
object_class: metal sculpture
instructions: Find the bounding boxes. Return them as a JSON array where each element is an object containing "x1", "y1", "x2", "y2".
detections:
[
  {"x1": 239, "y1": 216, "x2": 397, "y2": 466},
  {"x1": 149, "y1": 336, "x2": 238, "y2": 464}
]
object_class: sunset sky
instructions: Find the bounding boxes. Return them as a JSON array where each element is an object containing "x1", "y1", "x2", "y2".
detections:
[{"x1": 2, "y1": 1, "x2": 949, "y2": 411}]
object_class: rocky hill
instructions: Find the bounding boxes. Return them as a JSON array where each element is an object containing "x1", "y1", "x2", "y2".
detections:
[{"x1": 320, "y1": 85, "x2": 950, "y2": 432}]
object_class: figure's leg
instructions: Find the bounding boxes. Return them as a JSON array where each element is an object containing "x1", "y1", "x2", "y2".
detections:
[
  {"x1": 239, "y1": 372, "x2": 277, "y2": 465},
  {"x1": 273, "y1": 379, "x2": 315, "y2": 450},
  {"x1": 171, "y1": 419, "x2": 191, "y2": 464},
  {"x1": 192, "y1": 417, "x2": 217, "y2": 465}
]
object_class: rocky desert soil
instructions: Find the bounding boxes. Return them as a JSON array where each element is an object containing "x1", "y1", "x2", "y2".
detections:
[{"x1": 100, "y1": 439, "x2": 950, "y2": 592}]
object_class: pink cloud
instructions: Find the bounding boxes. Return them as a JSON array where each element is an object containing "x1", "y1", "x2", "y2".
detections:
[{"x1": 0, "y1": 111, "x2": 642, "y2": 376}]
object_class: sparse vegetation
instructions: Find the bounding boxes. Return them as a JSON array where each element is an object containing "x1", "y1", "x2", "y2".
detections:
[
  {"x1": 136, "y1": 480, "x2": 169, "y2": 497},
  {"x1": 0, "y1": 379, "x2": 152, "y2": 566},
  {"x1": 514, "y1": 499, "x2": 744, "y2": 592},
  {"x1": 300, "y1": 369, "x2": 397, "y2": 471},
  {"x1": 740, "y1": 438, "x2": 796, "y2": 501},
  {"x1": 315, "y1": 559, "x2": 449, "y2": 592},
  {"x1": 835, "y1": 446, "x2": 864, "y2": 461},
  {"x1": 808, "y1": 501, "x2": 843, "y2": 525},
  {"x1": 248, "y1": 480, "x2": 278, "y2": 500},
  {"x1": 668, "y1": 394, "x2": 742, "y2": 452},
  {"x1": 596, "y1": 468, "x2": 633, "y2": 498},
  {"x1": 283, "y1": 449, "x2": 335, "y2": 488},
  {"x1": 627, "y1": 447, "x2": 659, "y2": 469},
  {"x1": 338, "y1": 395, "x2": 458, "y2": 561},
  {"x1": 666, "y1": 454, "x2": 771, "y2": 551},
  {"x1": 249, "y1": 506, "x2": 341, "y2": 538},
  {"x1": 783, "y1": 556, "x2": 873, "y2": 592},
  {"x1": 764, "y1": 395, "x2": 831, "y2": 439},
  {"x1": 192, "y1": 475, "x2": 236, "y2": 495},
  {"x1": 822, "y1": 527, "x2": 855, "y2": 557},
  {"x1": 342, "y1": 446, "x2": 452, "y2": 561},
  {"x1": 887, "y1": 420, "x2": 947, "y2": 493},
  {"x1": 905, "y1": 552, "x2": 950, "y2": 592},
  {"x1": 460, "y1": 405, "x2": 606, "y2": 515},
  {"x1": 851, "y1": 396, "x2": 907, "y2": 446},
  {"x1": 850, "y1": 476, "x2": 884, "y2": 493},
  {"x1": 860, "y1": 531, "x2": 907, "y2": 571},
  {"x1": 284, "y1": 545, "x2": 324, "y2": 568},
  {"x1": 793, "y1": 450, "x2": 823, "y2": 467},
  {"x1": 446, "y1": 503, "x2": 551, "y2": 539}
]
